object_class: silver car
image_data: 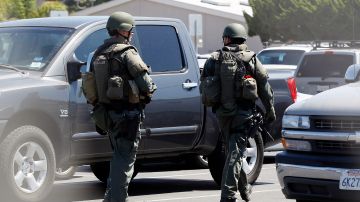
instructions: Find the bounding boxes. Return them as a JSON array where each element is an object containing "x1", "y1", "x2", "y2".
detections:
[{"x1": 276, "y1": 64, "x2": 360, "y2": 202}]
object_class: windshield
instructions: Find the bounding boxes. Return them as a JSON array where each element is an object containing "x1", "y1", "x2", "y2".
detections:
[
  {"x1": 257, "y1": 50, "x2": 305, "y2": 65},
  {"x1": 297, "y1": 54, "x2": 354, "y2": 78},
  {"x1": 0, "y1": 27, "x2": 73, "y2": 71}
]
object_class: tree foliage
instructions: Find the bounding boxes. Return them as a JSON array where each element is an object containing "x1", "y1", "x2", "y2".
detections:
[
  {"x1": 38, "y1": 1, "x2": 68, "y2": 17},
  {"x1": 63, "y1": 0, "x2": 111, "y2": 13},
  {"x1": 245, "y1": 0, "x2": 360, "y2": 42},
  {"x1": 0, "y1": 0, "x2": 67, "y2": 21},
  {"x1": 0, "y1": 0, "x2": 10, "y2": 21}
]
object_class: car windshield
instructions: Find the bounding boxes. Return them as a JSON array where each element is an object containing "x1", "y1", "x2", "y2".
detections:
[
  {"x1": 257, "y1": 50, "x2": 305, "y2": 65},
  {"x1": 0, "y1": 27, "x2": 73, "y2": 71},
  {"x1": 297, "y1": 54, "x2": 354, "y2": 78}
]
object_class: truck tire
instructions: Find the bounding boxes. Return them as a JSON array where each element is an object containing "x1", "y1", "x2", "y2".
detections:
[
  {"x1": 91, "y1": 161, "x2": 139, "y2": 184},
  {"x1": 90, "y1": 161, "x2": 110, "y2": 184},
  {"x1": 0, "y1": 126, "x2": 55, "y2": 202},
  {"x1": 55, "y1": 166, "x2": 76, "y2": 180},
  {"x1": 208, "y1": 133, "x2": 264, "y2": 186},
  {"x1": 186, "y1": 155, "x2": 208, "y2": 169}
]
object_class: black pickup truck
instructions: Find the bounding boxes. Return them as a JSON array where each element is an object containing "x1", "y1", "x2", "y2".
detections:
[{"x1": 0, "y1": 16, "x2": 294, "y2": 201}]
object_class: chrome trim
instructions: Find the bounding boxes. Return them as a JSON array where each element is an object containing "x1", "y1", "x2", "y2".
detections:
[
  {"x1": 72, "y1": 126, "x2": 198, "y2": 140},
  {"x1": 282, "y1": 129, "x2": 358, "y2": 142},
  {"x1": 149, "y1": 125, "x2": 198, "y2": 136},
  {"x1": 182, "y1": 82, "x2": 198, "y2": 89},
  {"x1": 276, "y1": 163, "x2": 345, "y2": 188},
  {"x1": 72, "y1": 132, "x2": 106, "y2": 140},
  {"x1": 349, "y1": 131, "x2": 360, "y2": 143}
]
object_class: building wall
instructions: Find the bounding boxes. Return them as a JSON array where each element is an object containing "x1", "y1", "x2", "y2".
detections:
[{"x1": 83, "y1": 0, "x2": 262, "y2": 54}]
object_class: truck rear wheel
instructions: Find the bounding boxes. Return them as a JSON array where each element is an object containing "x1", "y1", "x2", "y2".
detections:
[
  {"x1": 0, "y1": 126, "x2": 55, "y2": 202},
  {"x1": 90, "y1": 161, "x2": 110, "y2": 184},
  {"x1": 55, "y1": 166, "x2": 76, "y2": 180},
  {"x1": 208, "y1": 133, "x2": 264, "y2": 186}
]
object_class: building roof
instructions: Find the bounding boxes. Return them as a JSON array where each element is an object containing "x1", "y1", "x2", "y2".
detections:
[
  {"x1": 74, "y1": 0, "x2": 253, "y2": 21},
  {"x1": 0, "y1": 16, "x2": 180, "y2": 29}
]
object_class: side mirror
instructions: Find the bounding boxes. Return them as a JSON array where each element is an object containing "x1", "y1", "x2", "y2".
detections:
[
  {"x1": 345, "y1": 64, "x2": 360, "y2": 83},
  {"x1": 67, "y1": 53, "x2": 86, "y2": 83}
]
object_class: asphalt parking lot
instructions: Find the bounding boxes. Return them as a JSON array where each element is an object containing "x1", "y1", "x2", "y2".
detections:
[{"x1": 43, "y1": 153, "x2": 293, "y2": 202}]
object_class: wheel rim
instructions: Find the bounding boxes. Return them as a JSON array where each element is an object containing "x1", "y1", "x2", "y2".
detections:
[
  {"x1": 56, "y1": 166, "x2": 72, "y2": 174},
  {"x1": 198, "y1": 155, "x2": 208, "y2": 165},
  {"x1": 12, "y1": 141, "x2": 48, "y2": 193},
  {"x1": 243, "y1": 137, "x2": 258, "y2": 174}
]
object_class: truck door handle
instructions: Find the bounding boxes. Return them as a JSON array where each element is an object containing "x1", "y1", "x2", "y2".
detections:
[{"x1": 182, "y1": 80, "x2": 198, "y2": 89}]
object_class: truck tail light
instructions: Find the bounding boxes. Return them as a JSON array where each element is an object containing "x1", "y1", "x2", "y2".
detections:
[{"x1": 287, "y1": 77, "x2": 297, "y2": 103}]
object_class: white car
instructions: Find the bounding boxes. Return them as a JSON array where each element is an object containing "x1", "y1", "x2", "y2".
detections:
[{"x1": 257, "y1": 44, "x2": 314, "y2": 72}]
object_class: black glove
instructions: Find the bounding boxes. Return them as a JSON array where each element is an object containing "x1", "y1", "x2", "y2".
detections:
[{"x1": 265, "y1": 107, "x2": 276, "y2": 123}]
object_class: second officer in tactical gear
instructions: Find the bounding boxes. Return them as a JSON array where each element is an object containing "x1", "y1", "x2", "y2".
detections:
[
  {"x1": 201, "y1": 23, "x2": 276, "y2": 202},
  {"x1": 91, "y1": 11, "x2": 156, "y2": 202}
]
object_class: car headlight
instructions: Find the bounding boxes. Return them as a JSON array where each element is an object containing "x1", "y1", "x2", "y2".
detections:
[
  {"x1": 282, "y1": 138, "x2": 312, "y2": 151},
  {"x1": 282, "y1": 115, "x2": 310, "y2": 129}
]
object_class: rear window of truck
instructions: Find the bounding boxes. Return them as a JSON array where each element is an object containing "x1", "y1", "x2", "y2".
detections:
[{"x1": 297, "y1": 54, "x2": 354, "y2": 77}]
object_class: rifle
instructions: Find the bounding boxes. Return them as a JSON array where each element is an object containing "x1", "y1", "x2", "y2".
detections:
[{"x1": 248, "y1": 112, "x2": 274, "y2": 141}]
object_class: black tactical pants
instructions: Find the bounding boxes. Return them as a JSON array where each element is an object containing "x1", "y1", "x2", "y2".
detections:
[
  {"x1": 218, "y1": 109, "x2": 252, "y2": 202},
  {"x1": 104, "y1": 109, "x2": 141, "y2": 202}
]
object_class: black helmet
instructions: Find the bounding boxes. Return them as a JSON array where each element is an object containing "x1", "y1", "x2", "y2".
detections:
[
  {"x1": 106, "y1": 12, "x2": 134, "y2": 33},
  {"x1": 222, "y1": 23, "x2": 247, "y2": 40}
]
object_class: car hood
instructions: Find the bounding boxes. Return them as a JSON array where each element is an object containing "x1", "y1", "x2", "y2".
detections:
[
  {"x1": 286, "y1": 82, "x2": 360, "y2": 116},
  {"x1": 0, "y1": 70, "x2": 48, "y2": 91}
]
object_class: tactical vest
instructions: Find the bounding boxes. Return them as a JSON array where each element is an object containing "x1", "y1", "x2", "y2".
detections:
[
  {"x1": 83, "y1": 44, "x2": 138, "y2": 105},
  {"x1": 220, "y1": 49, "x2": 258, "y2": 110},
  {"x1": 201, "y1": 47, "x2": 258, "y2": 110}
]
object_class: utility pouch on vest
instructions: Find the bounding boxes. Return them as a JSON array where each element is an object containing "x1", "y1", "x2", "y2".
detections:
[
  {"x1": 91, "y1": 104, "x2": 112, "y2": 133},
  {"x1": 242, "y1": 77, "x2": 258, "y2": 100},
  {"x1": 93, "y1": 54, "x2": 111, "y2": 104},
  {"x1": 128, "y1": 80, "x2": 140, "y2": 104},
  {"x1": 106, "y1": 76, "x2": 124, "y2": 100},
  {"x1": 220, "y1": 56, "x2": 238, "y2": 113},
  {"x1": 200, "y1": 76, "x2": 221, "y2": 107},
  {"x1": 81, "y1": 71, "x2": 98, "y2": 105}
]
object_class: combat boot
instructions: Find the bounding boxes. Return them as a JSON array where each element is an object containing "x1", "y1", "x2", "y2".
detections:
[
  {"x1": 239, "y1": 184, "x2": 252, "y2": 202},
  {"x1": 220, "y1": 197, "x2": 238, "y2": 202}
]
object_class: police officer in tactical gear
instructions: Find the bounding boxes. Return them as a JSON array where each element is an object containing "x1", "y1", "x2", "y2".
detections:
[
  {"x1": 93, "y1": 11, "x2": 156, "y2": 202},
  {"x1": 202, "y1": 23, "x2": 276, "y2": 202}
]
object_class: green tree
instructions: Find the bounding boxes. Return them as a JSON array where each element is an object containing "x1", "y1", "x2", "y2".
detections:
[
  {"x1": 245, "y1": 0, "x2": 360, "y2": 42},
  {"x1": 8, "y1": 0, "x2": 38, "y2": 19},
  {"x1": 0, "y1": 0, "x2": 10, "y2": 21},
  {"x1": 38, "y1": 1, "x2": 68, "y2": 17},
  {"x1": 0, "y1": 0, "x2": 67, "y2": 21},
  {"x1": 64, "y1": 0, "x2": 111, "y2": 13}
]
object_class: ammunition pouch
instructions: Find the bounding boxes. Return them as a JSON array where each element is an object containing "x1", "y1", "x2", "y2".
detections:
[
  {"x1": 93, "y1": 54, "x2": 112, "y2": 104},
  {"x1": 91, "y1": 104, "x2": 112, "y2": 134},
  {"x1": 128, "y1": 80, "x2": 140, "y2": 104},
  {"x1": 200, "y1": 76, "x2": 221, "y2": 107},
  {"x1": 235, "y1": 76, "x2": 258, "y2": 101},
  {"x1": 81, "y1": 71, "x2": 98, "y2": 105},
  {"x1": 106, "y1": 76, "x2": 124, "y2": 100}
]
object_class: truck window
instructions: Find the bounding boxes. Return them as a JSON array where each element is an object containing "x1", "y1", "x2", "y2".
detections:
[
  {"x1": 0, "y1": 27, "x2": 73, "y2": 71},
  {"x1": 134, "y1": 25, "x2": 185, "y2": 73},
  {"x1": 74, "y1": 29, "x2": 109, "y2": 62},
  {"x1": 297, "y1": 54, "x2": 354, "y2": 77}
]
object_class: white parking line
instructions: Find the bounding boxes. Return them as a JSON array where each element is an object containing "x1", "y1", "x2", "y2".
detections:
[
  {"x1": 138, "y1": 172, "x2": 210, "y2": 179},
  {"x1": 136, "y1": 189, "x2": 281, "y2": 202}
]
